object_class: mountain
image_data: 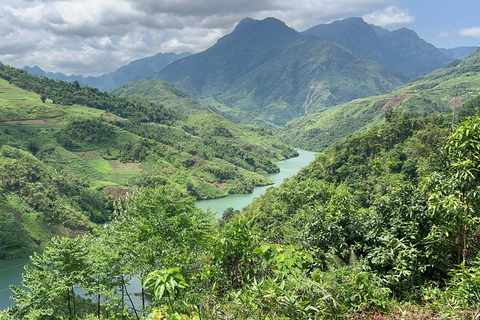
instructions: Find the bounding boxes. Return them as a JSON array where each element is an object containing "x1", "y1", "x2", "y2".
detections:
[
  {"x1": 23, "y1": 52, "x2": 190, "y2": 92},
  {"x1": 153, "y1": 17, "x2": 407, "y2": 126},
  {"x1": 278, "y1": 47, "x2": 480, "y2": 151},
  {"x1": 302, "y1": 17, "x2": 453, "y2": 78},
  {"x1": 0, "y1": 62, "x2": 297, "y2": 257},
  {"x1": 439, "y1": 46, "x2": 479, "y2": 60}
]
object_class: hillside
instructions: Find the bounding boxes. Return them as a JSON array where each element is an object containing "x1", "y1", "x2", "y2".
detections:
[
  {"x1": 303, "y1": 17, "x2": 453, "y2": 78},
  {"x1": 7, "y1": 100, "x2": 480, "y2": 319},
  {"x1": 153, "y1": 17, "x2": 407, "y2": 127},
  {"x1": 0, "y1": 62, "x2": 296, "y2": 258},
  {"x1": 278, "y1": 48, "x2": 480, "y2": 151},
  {"x1": 24, "y1": 52, "x2": 191, "y2": 92},
  {"x1": 110, "y1": 79, "x2": 215, "y2": 115}
]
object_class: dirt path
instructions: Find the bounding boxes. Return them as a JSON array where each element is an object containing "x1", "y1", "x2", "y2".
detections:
[{"x1": 0, "y1": 118, "x2": 59, "y2": 124}]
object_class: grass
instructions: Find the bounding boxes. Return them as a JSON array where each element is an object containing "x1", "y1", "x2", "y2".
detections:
[
  {"x1": 88, "y1": 158, "x2": 115, "y2": 175},
  {"x1": 0, "y1": 78, "x2": 66, "y2": 121}
]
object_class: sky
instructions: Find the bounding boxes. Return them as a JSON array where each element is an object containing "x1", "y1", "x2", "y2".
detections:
[{"x1": 0, "y1": 0, "x2": 479, "y2": 76}]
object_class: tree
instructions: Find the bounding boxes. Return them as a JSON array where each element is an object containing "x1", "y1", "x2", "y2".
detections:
[
  {"x1": 431, "y1": 116, "x2": 480, "y2": 264},
  {"x1": 10, "y1": 236, "x2": 89, "y2": 319}
]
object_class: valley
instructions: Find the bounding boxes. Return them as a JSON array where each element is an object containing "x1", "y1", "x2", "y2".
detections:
[{"x1": 1, "y1": 12, "x2": 480, "y2": 320}]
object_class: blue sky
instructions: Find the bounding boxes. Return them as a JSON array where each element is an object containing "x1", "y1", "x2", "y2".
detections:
[
  {"x1": 0, "y1": 0, "x2": 478, "y2": 76},
  {"x1": 393, "y1": 0, "x2": 480, "y2": 48}
]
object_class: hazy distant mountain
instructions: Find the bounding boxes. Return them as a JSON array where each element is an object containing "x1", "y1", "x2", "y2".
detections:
[
  {"x1": 439, "y1": 46, "x2": 479, "y2": 60},
  {"x1": 24, "y1": 52, "x2": 190, "y2": 92},
  {"x1": 302, "y1": 17, "x2": 453, "y2": 78},
  {"x1": 153, "y1": 17, "x2": 407, "y2": 126}
]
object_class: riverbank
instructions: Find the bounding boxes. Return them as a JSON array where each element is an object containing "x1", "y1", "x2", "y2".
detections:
[
  {"x1": 0, "y1": 148, "x2": 318, "y2": 310},
  {"x1": 196, "y1": 148, "x2": 317, "y2": 218}
]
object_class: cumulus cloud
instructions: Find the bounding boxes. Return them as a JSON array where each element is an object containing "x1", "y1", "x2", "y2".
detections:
[
  {"x1": 362, "y1": 6, "x2": 415, "y2": 27},
  {"x1": 459, "y1": 27, "x2": 480, "y2": 38},
  {"x1": 0, "y1": 0, "x2": 403, "y2": 76}
]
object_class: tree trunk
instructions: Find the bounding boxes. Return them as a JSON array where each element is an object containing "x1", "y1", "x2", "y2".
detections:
[
  {"x1": 97, "y1": 293, "x2": 101, "y2": 319},
  {"x1": 67, "y1": 288, "x2": 72, "y2": 316},
  {"x1": 72, "y1": 285, "x2": 76, "y2": 317},
  {"x1": 124, "y1": 282, "x2": 140, "y2": 320}
]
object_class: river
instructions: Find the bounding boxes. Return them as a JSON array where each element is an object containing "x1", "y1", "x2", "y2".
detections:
[
  {"x1": 0, "y1": 149, "x2": 317, "y2": 310},
  {"x1": 196, "y1": 149, "x2": 318, "y2": 217}
]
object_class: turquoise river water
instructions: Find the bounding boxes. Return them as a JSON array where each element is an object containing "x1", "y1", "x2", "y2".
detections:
[{"x1": 0, "y1": 149, "x2": 317, "y2": 310}]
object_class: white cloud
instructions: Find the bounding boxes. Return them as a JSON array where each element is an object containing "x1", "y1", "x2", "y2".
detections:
[
  {"x1": 362, "y1": 6, "x2": 415, "y2": 27},
  {"x1": 437, "y1": 31, "x2": 450, "y2": 38},
  {"x1": 0, "y1": 0, "x2": 401, "y2": 76},
  {"x1": 459, "y1": 27, "x2": 480, "y2": 38}
]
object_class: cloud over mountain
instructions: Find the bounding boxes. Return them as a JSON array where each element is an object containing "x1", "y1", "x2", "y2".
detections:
[{"x1": 0, "y1": 0, "x2": 405, "y2": 76}]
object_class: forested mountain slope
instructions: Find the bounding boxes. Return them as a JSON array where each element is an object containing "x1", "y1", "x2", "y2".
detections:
[
  {"x1": 5, "y1": 96, "x2": 480, "y2": 319},
  {"x1": 279, "y1": 47, "x2": 480, "y2": 151},
  {"x1": 303, "y1": 17, "x2": 452, "y2": 78},
  {"x1": 153, "y1": 17, "x2": 407, "y2": 126},
  {"x1": 0, "y1": 62, "x2": 296, "y2": 258}
]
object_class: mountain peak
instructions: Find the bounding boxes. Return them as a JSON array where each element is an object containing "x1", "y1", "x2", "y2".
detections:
[
  {"x1": 214, "y1": 17, "x2": 298, "y2": 48},
  {"x1": 23, "y1": 65, "x2": 45, "y2": 76},
  {"x1": 231, "y1": 17, "x2": 297, "y2": 38},
  {"x1": 302, "y1": 18, "x2": 452, "y2": 78}
]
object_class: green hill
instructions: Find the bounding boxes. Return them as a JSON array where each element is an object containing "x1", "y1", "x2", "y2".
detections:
[
  {"x1": 110, "y1": 79, "x2": 215, "y2": 115},
  {"x1": 278, "y1": 48, "x2": 480, "y2": 152},
  {"x1": 0, "y1": 62, "x2": 296, "y2": 258},
  {"x1": 154, "y1": 17, "x2": 408, "y2": 127}
]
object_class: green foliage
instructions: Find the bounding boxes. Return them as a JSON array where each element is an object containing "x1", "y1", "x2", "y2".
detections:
[
  {"x1": 0, "y1": 145, "x2": 108, "y2": 257},
  {"x1": 279, "y1": 49, "x2": 480, "y2": 152},
  {"x1": 0, "y1": 62, "x2": 180, "y2": 124},
  {"x1": 145, "y1": 268, "x2": 189, "y2": 314},
  {"x1": 0, "y1": 62, "x2": 298, "y2": 255}
]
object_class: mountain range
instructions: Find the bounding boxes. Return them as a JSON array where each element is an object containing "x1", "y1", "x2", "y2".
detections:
[
  {"x1": 24, "y1": 52, "x2": 190, "y2": 92},
  {"x1": 147, "y1": 17, "x2": 409, "y2": 126},
  {"x1": 302, "y1": 17, "x2": 453, "y2": 78},
  {"x1": 23, "y1": 16, "x2": 471, "y2": 128},
  {"x1": 278, "y1": 47, "x2": 480, "y2": 151}
]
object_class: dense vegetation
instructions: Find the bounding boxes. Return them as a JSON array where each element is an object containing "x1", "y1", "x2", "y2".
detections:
[
  {"x1": 0, "y1": 62, "x2": 296, "y2": 258},
  {"x1": 279, "y1": 47, "x2": 480, "y2": 152},
  {"x1": 2, "y1": 21, "x2": 480, "y2": 319},
  {"x1": 110, "y1": 80, "x2": 214, "y2": 115},
  {"x1": 3, "y1": 93, "x2": 480, "y2": 318}
]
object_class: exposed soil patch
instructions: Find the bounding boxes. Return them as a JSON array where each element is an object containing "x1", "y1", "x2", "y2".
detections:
[
  {"x1": 74, "y1": 150, "x2": 102, "y2": 160},
  {"x1": 449, "y1": 96, "x2": 463, "y2": 107},
  {"x1": 201, "y1": 178, "x2": 227, "y2": 190},
  {"x1": 381, "y1": 94, "x2": 411, "y2": 112},
  {"x1": 289, "y1": 118, "x2": 302, "y2": 128},
  {"x1": 102, "y1": 185, "x2": 134, "y2": 201},
  {"x1": 102, "y1": 113, "x2": 122, "y2": 121},
  {"x1": 0, "y1": 118, "x2": 59, "y2": 124},
  {"x1": 109, "y1": 160, "x2": 142, "y2": 174}
]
